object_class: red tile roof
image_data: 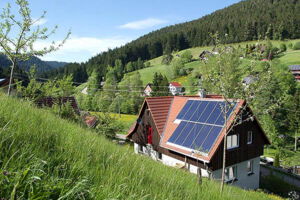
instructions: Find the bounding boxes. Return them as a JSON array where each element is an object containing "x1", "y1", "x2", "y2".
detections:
[
  {"x1": 146, "y1": 96, "x2": 174, "y2": 135},
  {"x1": 170, "y1": 82, "x2": 182, "y2": 87}
]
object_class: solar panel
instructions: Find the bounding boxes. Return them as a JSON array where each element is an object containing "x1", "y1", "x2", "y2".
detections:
[
  {"x1": 168, "y1": 100, "x2": 237, "y2": 154},
  {"x1": 176, "y1": 100, "x2": 236, "y2": 126},
  {"x1": 168, "y1": 121, "x2": 186, "y2": 144},
  {"x1": 176, "y1": 100, "x2": 193, "y2": 119}
]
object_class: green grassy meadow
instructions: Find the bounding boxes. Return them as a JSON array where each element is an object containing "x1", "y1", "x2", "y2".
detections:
[
  {"x1": 131, "y1": 39, "x2": 300, "y2": 87},
  {"x1": 0, "y1": 94, "x2": 282, "y2": 199}
]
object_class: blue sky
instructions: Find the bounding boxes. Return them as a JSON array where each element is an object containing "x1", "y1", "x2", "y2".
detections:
[{"x1": 1, "y1": 0, "x2": 241, "y2": 62}]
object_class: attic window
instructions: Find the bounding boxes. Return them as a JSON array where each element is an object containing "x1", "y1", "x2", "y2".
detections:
[
  {"x1": 227, "y1": 134, "x2": 239, "y2": 149},
  {"x1": 247, "y1": 131, "x2": 253, "y2": 144},
  {"x1": 146, "y1": 109, "x2": 150, "y2": 116}
]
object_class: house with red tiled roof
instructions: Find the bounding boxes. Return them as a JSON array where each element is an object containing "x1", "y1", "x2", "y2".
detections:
[
  {"x1": 169, "y1": 82, "x2": 183, "y2": 96},
  {"x1": 127, "y1": 95, "x2": 270, "y2": 189}
]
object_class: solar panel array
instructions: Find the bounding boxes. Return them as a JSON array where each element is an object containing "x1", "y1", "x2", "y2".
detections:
[{"x1": 168, "y1": 100, "x2": 236, "y2": 153}]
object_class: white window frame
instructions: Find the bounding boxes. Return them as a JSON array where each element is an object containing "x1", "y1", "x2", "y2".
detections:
[
  {"x1": 225, "y1": 166, "x2": 237, "y2": 182},
  {"x1": 247, "y1": 131, "x2": 253, "y2": 144},
  {"x1": 227, "y1": 134, "x2": 239, "y2": 149},
  {"x1": 247, "y1": 160, "x2": 254, "y2": 174}
]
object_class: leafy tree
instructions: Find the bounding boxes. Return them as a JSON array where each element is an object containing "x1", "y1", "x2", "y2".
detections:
[
  {"x1": 152, "y1": 72, "x2": 169, "y2": 96},
  {"x1": 95, "y1": 113, "x2": 124, "y2": 138},
  {"x1": 125, "y1": 62, "x2": 134, "y2": 73},
  {"x1": 171, "y1": 59, "x2": 185, "y2": 79},
  {"x1": 180, "y1": 50, "x2": 193, "y2": 63},
  {"x1": 0, "y1": 0, "x2": 70, "y2": 95},
  {"x1": 87, "y1": 70, "x2": 100, "y2": 95},
  {"x1": 287, "y1": 88, "x2": 300, "y2": 151},
  {"x1": 201, "y1": 48, "x2": 242, "y2": 98}
]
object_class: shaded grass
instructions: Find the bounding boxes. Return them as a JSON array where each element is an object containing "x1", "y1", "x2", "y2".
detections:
[
  {"x1": 0, "y1": 94, "x2": 278, "y2": 199},
  {"x1": 261, "y1": 175, "x2": 300, "y2": 198}
]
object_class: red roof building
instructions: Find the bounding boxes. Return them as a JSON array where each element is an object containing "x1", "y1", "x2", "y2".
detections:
[
  {"x1": 127, "y1": 95, "x2": 270, "y2": 189},
  {"x1": 169, "y1": 82, "x2": 184, "y2": 96}
]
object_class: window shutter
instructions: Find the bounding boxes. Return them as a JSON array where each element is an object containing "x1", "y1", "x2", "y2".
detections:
[{"x1": 147, "y1": 126, "x2": 153, "y2": 144}]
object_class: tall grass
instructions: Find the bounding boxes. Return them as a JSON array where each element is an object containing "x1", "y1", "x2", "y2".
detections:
[{"x1": 0, "y1": 94, "x2": 277, "y2": 199}]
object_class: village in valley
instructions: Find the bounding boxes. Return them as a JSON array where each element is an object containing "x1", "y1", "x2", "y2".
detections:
[{"x1": 0, "y1": 0, "x2": 299, "y2": 199}]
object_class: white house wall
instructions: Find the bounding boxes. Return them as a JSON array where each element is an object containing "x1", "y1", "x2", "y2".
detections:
[
  {"x1": 211, "y1": 157, "x2": 260, "y2": 189},
  {"x1": 161, "y1": 153, "x2": 209, "y2": 177},
  {"x1": 134, "y1": 143, "x2": 209, "y2": 177}
]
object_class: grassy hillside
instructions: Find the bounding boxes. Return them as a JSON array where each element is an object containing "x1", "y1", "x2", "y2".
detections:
[
  {"x1": 0, "y1": 94, "x2": 279, "y2": 199},
  {"x1": 131, "y1": 39, "x2": 300, "y2": 87}
]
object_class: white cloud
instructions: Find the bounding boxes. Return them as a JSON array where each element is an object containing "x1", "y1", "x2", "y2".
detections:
[
  {"x1": 32, "y1": 18, "x2": 47, "y2": 26},
  {"x1": 35, "y1": 36, "x2": 131, "y2": 62},
  {"x1": 119, "y1": 18, "x2": 167, "y2": 30}
]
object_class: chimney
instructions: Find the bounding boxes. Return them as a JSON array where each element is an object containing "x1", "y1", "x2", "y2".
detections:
[{"x1": 199, "y1": 89, "x2": 206, "y2": 98}]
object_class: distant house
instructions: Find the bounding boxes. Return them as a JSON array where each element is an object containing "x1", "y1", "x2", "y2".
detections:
[
  {"x1": 81, "y1": 81, "x2": 105, "y2": 95},
  {"x1": 143, "y1": 83, "x2": 153, "y2": 96},
  {"x1": 242, "y1": 75, "x2": 258, "y2": 86},
  {"x1": 127, "y1": 95, "x2": 270, "y2": 189},
  {"x1": 289, "y1": 65, "x2": 300, "y2": 82},
  {"x1": 81, "y1": 112, "x2": 98, "y2": 128},
  {"x1": 35, "y1": 96, "x2": 80, "y2": 114},
  {"x1": 81, "y1": 87, "x2": 88, "y2": 95},
  {"x1": 199, "y1": 50, "x2": 213, "y2": 61},
  {"x1": 169, "y1": 82, "x2": 183, "y2": 96}
]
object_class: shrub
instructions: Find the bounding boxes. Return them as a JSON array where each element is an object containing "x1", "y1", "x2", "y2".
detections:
[
  {"x1": 181, "y1": 50, "x2": 193, "y2": 63},
  {"x1": 279, "y1": 43, "x2": 287, "y2": 52},
  {"x1": 161, "y1": 54, "x2": 173, "y2": 65},
  {"x1": 52, "y1": 101, "x2": 79, "y2": 122},
  {"x1": 292, "y1": 41, "x2": 300, "y2": 50},
  {"x1": 95, "y1": 112, "x2": 123, "y2": 138}
]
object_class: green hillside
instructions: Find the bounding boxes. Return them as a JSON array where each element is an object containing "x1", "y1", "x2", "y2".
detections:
[
  {"x1": 0, "y1": 94, "x2": 280, "y2": 199},
  {"x1": 131, "y1": 39, "x2": 300, "y2": 87}
]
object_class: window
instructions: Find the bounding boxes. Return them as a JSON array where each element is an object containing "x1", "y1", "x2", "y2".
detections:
[
  {"x1": 147, "y1": 126, "x2": 153, "y2": 144},
  {"x1": 227, "y1": 134, "x2": 239, "y2": 149},
  {"x1": 138, "y1": 144, "x2": 143, "y2": 153},
  {"x1": 247, "y1": 160, "x2": 254, "y2": 175},
  {"x1": 157, "y1": 152, "x2": 162, "y2": 160},
  {"x1": 225, "y1": 166, "x2": 237, "y2": 182},
  {"x1": 247, "y1": 131, "x2": 253, "y2": 144}
]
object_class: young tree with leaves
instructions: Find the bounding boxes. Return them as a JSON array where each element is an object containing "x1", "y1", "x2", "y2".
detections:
[{"x1": 0, "y1": 0, "x2": 70, "y2": 95}]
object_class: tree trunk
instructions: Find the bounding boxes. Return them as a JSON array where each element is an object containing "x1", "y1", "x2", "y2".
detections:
[
  {"x1": 295, "y1": 131, "x2": 298, "y2": 152},
  {"x1": 197, "y1": 167, "x2": 202, "y2": 185},
  {"x1": 7, "y1": 62, "x2": 15, "y2": 96},
  {"x1": 220, "y1": 104, "x2": 228, "y2": 192}
]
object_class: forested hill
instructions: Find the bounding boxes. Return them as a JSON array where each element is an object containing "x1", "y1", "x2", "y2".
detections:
[
  {"x1": 0, "y1": 53, "x2": 68, "y2": 76},
  {"x1": 47, "y1": 0, "x2": 300, "y2": 81}
]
